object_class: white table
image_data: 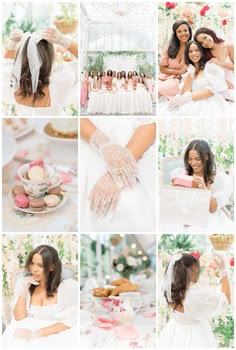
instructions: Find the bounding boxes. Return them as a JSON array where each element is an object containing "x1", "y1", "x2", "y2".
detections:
[
  {"x1": 87, "y1": 90, "x2": 153, "y2": 115},
  {"x1": 2, "y1": 119, "x2": 78, "y2": 232}
]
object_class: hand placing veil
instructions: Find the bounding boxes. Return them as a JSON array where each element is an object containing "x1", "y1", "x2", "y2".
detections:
[{"x1": 3, "y1": 27, "x2": 78, "y2": 116}]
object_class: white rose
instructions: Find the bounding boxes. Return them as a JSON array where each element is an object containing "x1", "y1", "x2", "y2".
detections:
[
  {"x1": 117, "y1": 263, "x2": 124, "y2": 272},
  {"x1": 126, "y1": 256, "x2": 137, "y2": 267}
]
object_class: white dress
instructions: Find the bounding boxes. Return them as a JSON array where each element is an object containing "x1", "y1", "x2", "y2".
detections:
[
  {"x1": 158, "y1": 63, "x2": 234, "y2": 116},
  {"x1": 160, "y1": 170, "x2": 233, "y2": 233},
  {"x1": 2, "y1": 59, "x2": 78, "y2": 116},
  {"x1": 158, "y1": 286, "x2": 228, "y2": 348},
  {"x1": 80, "y1": 118, "x2": 156, "y2": 232},
  {"x1": 2, "y1": 278, "x2": 78, "y2": 347}
]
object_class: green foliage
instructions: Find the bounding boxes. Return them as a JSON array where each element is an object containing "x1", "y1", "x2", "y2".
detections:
[
  {"x1": 86, "y1": 55, "x2": 104, "y2": 75},
  {"x1": 213, "y1": 315, "x2": 234, "y2": 348},
  {"x1": 56, "y1": 3, "x2": 77, "y2": 22},
  {"x1": 90, "y1": 240, "x2": 106, "y2": 256},
  {"x1": 158, "y1": 234, "x2": 197, "y2": 253}
]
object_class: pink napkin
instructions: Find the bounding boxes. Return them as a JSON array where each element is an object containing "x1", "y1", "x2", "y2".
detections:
[{"x1": 115, "y1": 325, "x2": 139, "y2": 340}]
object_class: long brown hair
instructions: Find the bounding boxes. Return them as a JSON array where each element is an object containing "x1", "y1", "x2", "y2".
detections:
[
  {"x1": 25, "y1": 245, "x2": 62, "y2": 297},
  {"x1": 14, "y1": 38, "x2": 54, "y2": 104}
]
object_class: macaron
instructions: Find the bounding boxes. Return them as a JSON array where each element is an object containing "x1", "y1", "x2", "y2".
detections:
[
  {"x1": 29, "y1": 198, "x2": 46, "y2": 212},
  {"x1": 12, "y1": 185, "x2": 26, "y2": 197},
  {"x1": 28, "y1": 166, "x2": 47, "y2": 181},
  {"x1": 47, "y1": 186, "x2": 62, "y2": 196},
  {"x1": 43, "y1": 194, "x2": 61, "y2": 207},
  {"x1": 14, "y1": 194, "x2": 29, "y2": 208},
  {"x1": 29, "y1": 159, "x2": 44, "y2": 168}
]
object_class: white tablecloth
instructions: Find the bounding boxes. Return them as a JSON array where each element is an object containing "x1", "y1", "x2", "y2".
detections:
[{"x1": 87, "y1": 90, "x2": 153, "y2": 115}]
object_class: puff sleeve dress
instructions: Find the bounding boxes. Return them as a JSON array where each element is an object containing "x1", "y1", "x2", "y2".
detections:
[
  {"x1": 2, "y1": 278, "x2": 78, "y2": 347},
  {"x1": 158, "y1": 286, "x2": 228, "y2": 348},
  {"x1": 158, "y1": 63, "x2": 234, "y2": 116}
]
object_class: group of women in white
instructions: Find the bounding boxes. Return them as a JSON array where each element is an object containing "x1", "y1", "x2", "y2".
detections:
[
  {"x1": 80, "y1": 70, "x2": 156, "y2": 107},
  {"x1": 158, "y1": 22, "x2": 234, "y2": 116}
]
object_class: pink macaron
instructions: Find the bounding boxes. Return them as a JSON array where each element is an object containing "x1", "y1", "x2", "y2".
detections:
[
  {"x1": 14, "y1": 194, "x2": 29, "y2": 208},
  {"x1": 29, "y1": 159, "x2": 44, "y2": 168}
]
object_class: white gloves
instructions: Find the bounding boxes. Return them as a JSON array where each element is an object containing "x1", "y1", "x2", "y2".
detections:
[
  {"x1": 89, "y1": 172, "x2": 122, "y2": 217},
  {"x1": 20, "y1": 275, "x2": 39, "y2": 298},
  {"x1": 40, "y1": 27, "x2": 71, "y2": 49},
  {"x1": 6, "y1": 28, "x2": 23, "y2": 50},
  {"x1": 168, "y1": 92, "x2": 192, "y2": 111},
  {"x1": 212, "y1": 253, "x2": 227, "y2": 278},
  {"x1": 90, "y1": 129, "x2": 138, "y2": 189}
]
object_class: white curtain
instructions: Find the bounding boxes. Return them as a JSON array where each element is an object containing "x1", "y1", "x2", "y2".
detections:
[{"x1": 103, "y1": 55, "x2": 137, "y2": 72}]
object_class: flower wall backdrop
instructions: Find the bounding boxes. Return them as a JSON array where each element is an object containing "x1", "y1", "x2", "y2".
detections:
[
  {"x1": 2, "y1": 233, "x2": 78, "y2": 324},
  {"x1": 158, "y1": 2, "x2": 234, "y2": 65},
  {"x1": 158, "y1": 234, "x2": 234, "y2": 348}
]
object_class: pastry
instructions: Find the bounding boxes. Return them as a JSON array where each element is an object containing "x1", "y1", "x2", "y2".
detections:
[
  {"x1": 12, "y1": 185, "x2": 26, "y2": 197},
  {"x1": 44, "y1": 119, "x2": 78, "y2": 139},
  {"x1": 28, "y1": 166, "x2": 47, "y2": 181},
  {"x1": 29, "y1": 159, "x2": 44, "y2": 168},
  {"x1": 29, "y1": 198, "x2": 46, "y2": 212},
  {"x1": 47, "y1": 186, "x2": 62, "y2": 196},
  {"x1": 43, "y1": 194, "x2": 61, "y2": 207},
  {"x1": 93, "y1": 288, "x2": 113, "y2": 297},
  {"x1": 110, "y1": 278, "x2": 132, "y2": 287},
  {"x1": 110, "y1": 284, "x2": 140, "y2": 296},
  {"x1": 14, "y1": 194, "x2": 29, "y2": 208}
]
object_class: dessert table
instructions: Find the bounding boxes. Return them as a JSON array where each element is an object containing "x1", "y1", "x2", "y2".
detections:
[
  {"x1": 87, "y1": 90, "x2": 153, "y2": 115},
  {"x1": 2, "y1": 119, "x2": 78, "y2": 232}
]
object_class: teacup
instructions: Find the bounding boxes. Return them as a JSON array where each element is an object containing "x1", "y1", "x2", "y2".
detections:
[
  {"x1": 18, "y1": 163, "x2": 62, "y2": 198},
  {"x1": 119, "y1": 292, "x2": 142, "y2": 311}
]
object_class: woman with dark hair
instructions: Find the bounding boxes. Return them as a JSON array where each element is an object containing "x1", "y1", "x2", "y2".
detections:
[
  {"x1": 3, "y1": 27, "x2": 78, "y2": 116},
  {"x1": 2, "y1": 245, "x2": 78, "y2": 347},
  {"x1": 158, "y1": 20, "x2": 192, "y2": 98},
  {"x1": 159, "y1": 41, "x2": 233, "y2": 116},
  {"x1": 194, "y1": 27, "x2": 234, "y2": 101},
  {"x1": 159, "y1": 252, "x2": 231, "y2": 347},
  {"x1": 165, "y1": 139, "x2": 233, "y2": 232},
  {"x1": 88, "y1": 71, "x2": 94, "y2": 98}
]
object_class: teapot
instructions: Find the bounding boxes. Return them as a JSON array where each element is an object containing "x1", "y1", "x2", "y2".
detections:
[{"x1": 110, "y1": 296, "x2": 141, "y2": 324}]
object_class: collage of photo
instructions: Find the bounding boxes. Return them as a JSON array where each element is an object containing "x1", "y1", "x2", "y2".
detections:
[{"x1": 1, "y1": 0, "x2": 235, "y2": 349}]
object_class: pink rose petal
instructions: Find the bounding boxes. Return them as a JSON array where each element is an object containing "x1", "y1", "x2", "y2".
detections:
[
  {"x1": 115, "y1": 326, "x2": 139, "y2": 340},
  {"x1": 98, "y1": 318, "x2": 116, "y2": 324}
]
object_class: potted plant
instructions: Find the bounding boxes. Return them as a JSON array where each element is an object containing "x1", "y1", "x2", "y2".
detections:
[{"x1": 53, "y1": 3, "x2": 78, "y2": 34}]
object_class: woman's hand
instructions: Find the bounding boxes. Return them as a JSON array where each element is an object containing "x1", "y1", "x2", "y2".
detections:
[
  {"x1": 14, "y1": 328, "x2": 35, "y2": 339},
  {"x1": 20, "y1": 276, "x2": 39, "y2": 298},
  {"x1": 167, "y1": 93, "x2": 192, "y2": 110},
  {"x1": 209, "y1": 57, "x2": 222, "y2": 67},
  {"x1": 193, "y1": 175, "x2": 207, "y2": 189},
  {"x1": 40, "y1": 27, "x2": 71, "y2": 49},
  {"x1": 89, "y1": 172, "x2": 122, "y2": 217},
  {"x1": 226, "y1": 80, "x2": 234, "y2": 90},
  {"x1": 212, "y1": 253, "x2": 227, "y2": 278},
  {"x1": 6, "y1": 29, "x2": 23, "y2": 50}
]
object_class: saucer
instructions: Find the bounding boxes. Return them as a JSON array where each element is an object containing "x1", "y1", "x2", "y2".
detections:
[{"x1": 9, "y1": 190, "x2": 69, "y2": 214}]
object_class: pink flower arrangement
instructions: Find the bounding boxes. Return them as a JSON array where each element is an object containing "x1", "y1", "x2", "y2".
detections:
[
  {"x1": 166, "y1": 2, "x2": 175, "y2": 9},
  {"x1": 222, "y1": 19, "x2": 227, "y2": 26},
  {"x1": 230, "y1": 257, "x2": 234, "y2": 266}
]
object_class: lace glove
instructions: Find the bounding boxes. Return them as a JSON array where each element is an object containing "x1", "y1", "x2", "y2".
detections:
[
  {"x1": 89, "y1": 172, "x2": 122, "y2": 218},
  {"x1": 90, "y1": 129, "x2": 138, "y2": 189},
  {"x1": 40, "y1": 27, "x2": 71, "y2": 49},
  {"x1": 212, "y1": 253, "x2": 227, "y2": 278},
  {"x1": 6, "y1": 29, "x2": 23, "y2": 50},
  {"x1": 20, "y1": 275, "x2": 39, "y2": 299},
  {"x1": 14, "y1": 328, "x2": 40, "y2": 339},
  {"x1": 168, "y1": 92, "x2": 192, "y2": 111}
]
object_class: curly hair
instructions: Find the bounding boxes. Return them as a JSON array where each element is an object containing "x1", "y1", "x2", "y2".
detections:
[
  {"x1": 25, "y1": 245, "x2": 62, "y2": 298},
  {"x1": 184, "y1": 139, "x2": 216, "y2": 185},
  {"x1": 164, "y1": 253, "x2": 200, "y2": 309},
  {"x1": 14, "y1": 37, "x2": 54, "y2": 105},
  {"x1": 194, "y1": 27, "x2": 224, "y2": 61},
  {"x1": 184, "y1": 41, "x2": 207, "y2": 75},
  {"x1": 168, "y1": 20, "x2": 192, "y2": 59}
]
